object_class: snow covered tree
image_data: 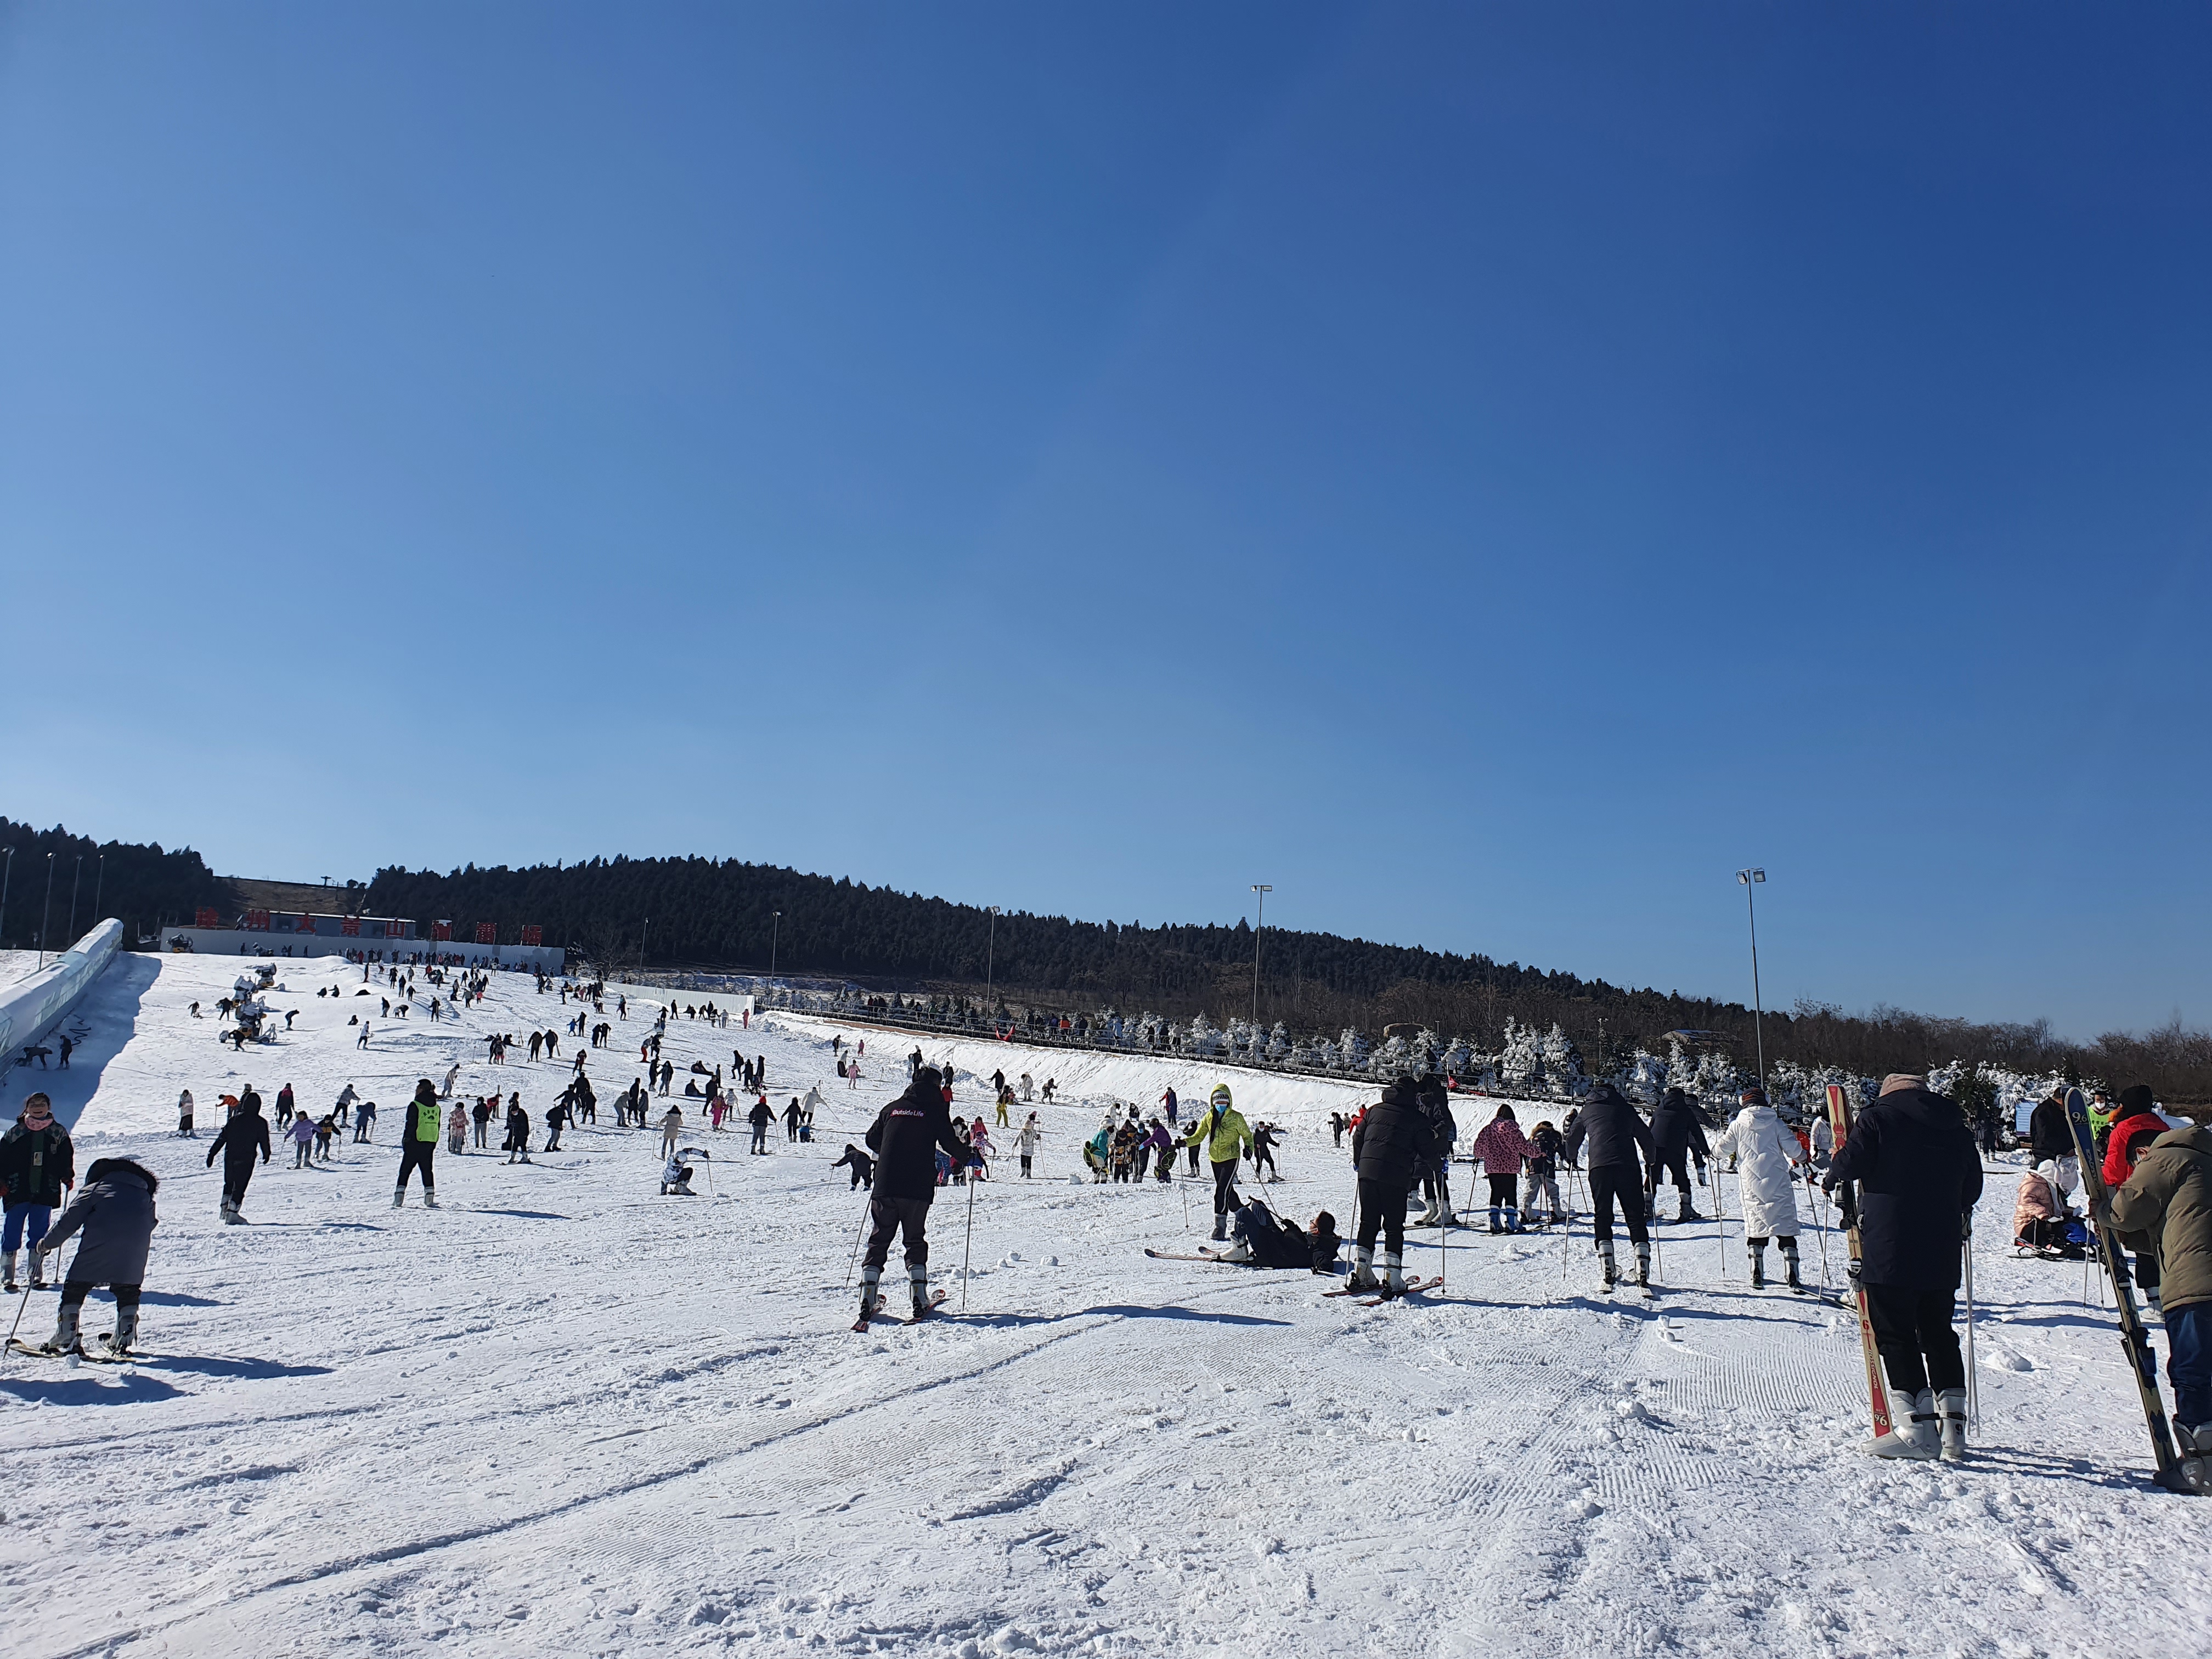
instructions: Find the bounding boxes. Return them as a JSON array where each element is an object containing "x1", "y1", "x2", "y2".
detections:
[
  {"x1": 1624, "y1": 1049, "x2": 1666, "y2": 1108},
  {"x1": 1339, "y1": 1028, "x2": 1369, "y2": 1070},
  {"x1": 1267, "y1": 1020, "x2": 1290, "y2": 1061},
  {"x1": 1497, "y1": 1018, "x2": 1542, "y2": 1096},
  {"x1": 1539, "y1": 1024, "x2": 1583, "y2": 1097},
  {"x1": 1185, "y1": 1013, "x2": 1222, "y2": 1056}
]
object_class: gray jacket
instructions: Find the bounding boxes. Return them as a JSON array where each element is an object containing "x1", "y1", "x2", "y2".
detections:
[{"x1": 38, "y1": 1159, "x2": 158, "y2": 1286}]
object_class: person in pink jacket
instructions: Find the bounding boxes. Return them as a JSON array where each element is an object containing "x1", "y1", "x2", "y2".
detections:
[{"x1": 1472, "y1": 1105, "x2": 1532, "y2": 1233}]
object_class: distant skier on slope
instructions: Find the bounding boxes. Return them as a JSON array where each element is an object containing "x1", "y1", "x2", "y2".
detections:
[
  {"x1": 1181, "y1": 1085, "x2": 1253, "y2": 1242},
  {"x1": 1824, "y1": 1074, "x2": 1982, "y2": 1460},
  {"x1": 206, "y1": 1091, "x2": 270, "y2": 1223},
  {"x1": 1348, "y1": 1076, "x2": 1437, "y2": 1296},
  {"x1": 1712, "y1": 1085, "x2": 1806, "y2": 1290},
  {"x1": 1563, "y1": 1084, "x2": 1655, "y2": 1292},
  {"x1": 859, "y1": 1067, "x2": 975, "y2": 1321}
]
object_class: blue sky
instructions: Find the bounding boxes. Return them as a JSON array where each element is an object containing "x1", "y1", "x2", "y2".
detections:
[{"x1": 3, "y1": 5, "x2": 2207, "y2": 1037}]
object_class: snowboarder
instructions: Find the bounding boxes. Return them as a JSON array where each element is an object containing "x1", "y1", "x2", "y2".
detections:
[
  {"x1": 1471, "y1": 1104, "x2": 1531, "y2": 1233},
  {"x1": 2, "y1": 1094, "x2": 74, "y2": 1290},
  {"x1": 206, "y1": 1088, "x2": 270, "y2": 1222},
  {"x1": 858, "y1": 1068, "x2": 975, "y2": 1321},
  {"x1": 831, "y1": 1142, "x2": 874, "y2": 1190},
  {"x1": 1181, "y1": 1085, "x2": 1254, "y2": 1242},
  {"x1": 1348, "y1": 1077, "x2": 1437, "y2": 1295},
  {"x1": 1647, "y1": 1087, "x2": 1710, "y2": 1223},
  {"x1": 24, "y1": 1156, "x2": 158, "y2": 1357},
  {"x1": 395, "y1": 1079, "x2": 443, "y2": 1205},
  {"x1": 1712, "y1": 1085, "x2": 1807, "y2": 1289},
  {"x1": 2104, "y1": 1101, "x2": 2212, "y2": 1493},
  {"x1": 1562, "y1": 1084, "x2": 1656, "y2": 1291},
  {"x1": 1823, "y1": 1074, "x2": 1982, "y2": 1460}
]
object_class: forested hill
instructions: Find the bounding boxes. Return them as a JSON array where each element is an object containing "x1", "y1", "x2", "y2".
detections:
[{"x1": 0, "y1": 817, "x2": 228, "y2": 952}]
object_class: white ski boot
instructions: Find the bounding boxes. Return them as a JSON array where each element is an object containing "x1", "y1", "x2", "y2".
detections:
[
  {"x1": 422, "y1": 1189, "x2": 439, "y2": 1210},
  {"x1": 1937, "y1": 1388, "x2": 1968, "y2": 1461},
  {"x1": 392, "y1": 1189, "x2": 406, "y2": 1209},
  {"x1": 858, "y1": 1266, "x2": 882, "y2": 1321},
  {"x1": 1346, "y1": 1245, "x2": 1380, "y2": 1293},
  {"x1": 1383, "y1": 1249, "x2": 1407, "y2": 1297},
  {"x1": 1220, "y1": 1235, "x2": 1254, "y2": 1262},
  {"x1": 112, "y1": 1303, "x2": 140, "y2": 1356},
  {"x1": 909, "y1": 1264, "x2": 933, "y2": 1320},
  {"x1": 1869, "y1": 1389, "x2": 1940, "y2": 1459},
  {"x1": 2, "y1": 1251, "x2": 15, "y2": 1294},
  {"x1": 1635, "y1": 1244, "x2": 1653, "y2": 1291},
  {"x1": 44, "y1": 1300, "x2": 82, "y2": 1357},
  {"x1": 1598, "y1": 1243, "x2": 1617, "y2": 1291}
]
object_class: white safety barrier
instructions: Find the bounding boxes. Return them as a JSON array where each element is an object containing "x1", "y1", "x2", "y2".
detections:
[{"x1": 0, "y1": 918, "x2": 124, "y2": 1060}]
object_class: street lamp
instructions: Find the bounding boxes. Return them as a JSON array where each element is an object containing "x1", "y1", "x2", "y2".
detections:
[
  {"x1": 770, "y1": 911, "x2": 781, "y2": 975},
  {"x1": 92, "y1": 854, "x2": 104, "y2": 922},
  {"x1": 1735, "y1": 868, "x2": 1767, "y2": 1086},
  {"x1": 642, "y1": 917, "x2": 650, "y2": 970},
  {"x1": 984, "y1": 906, "x2": 1000, "y2": 1015},
  {"x1": 38, "y1": 853, "x2": 55, "y2": 969},
  {"x1": 66, "y1": 854, "x2": 82, "y2": 942},
  {"x1": 1249, "y1": 885, "x2": 1272, "y2": 1048},
  {"x1": 0, "y1": 847, "x2": 13, "y2": 949}
]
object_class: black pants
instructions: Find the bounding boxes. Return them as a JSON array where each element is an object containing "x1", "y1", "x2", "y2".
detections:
[
  {"x1": 1587, "y1": 1166, "x2": 1649, "y2": 1246},
  {"x1": 222, "y1": 1159, "x2": 257, "y2": 1209},
  {"x1": 60, "y1": 1280, "x2": 139, "y2": 1313},
  {"x1": 1187, "y1": 1144, "x2": 1200, "y2": 1175},
  {"x1": 862, "y1": 1195, "x2": 933, "y2": 1269},
  {"x1": 1356, "y1": 1177, "x2": 1408, "y2": 1254},
  {"x1": 1210, "y1": 1158, "x2": 1241, "y2": 1216},
  {"x1": 1253, "y1": 1147, "x2": 1276, "y2": 1179},
  {"x1": 847, "y1": 1166, "x2": 868, "y2": 1190},
  {"x1": 1486, "y1": 1174, "x2": 1517, "y2": 1214},
  {"x1": 1651, "y1": 1153, "x2": 1693, "y2": 1194},
  {"x1": 397, "y1": 1141, "x2": 436, "y2": 1193},
  {"x1": 1019, "y1": 1155, "x2": 1032, "y2": 1178},
  {"x1": 1865, "y1": 1283, "x2": 1965, "y2": 1393}
]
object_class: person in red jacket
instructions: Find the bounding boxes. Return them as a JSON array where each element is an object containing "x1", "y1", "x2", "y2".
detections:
[{"x1": 2103, "y1": 1085, "x2": 2175, "y2": 1308}]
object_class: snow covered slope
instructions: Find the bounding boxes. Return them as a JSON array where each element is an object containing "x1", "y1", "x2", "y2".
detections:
[{"x1": 2, "y1": 953, "x2": 2207, "y2": 1658}]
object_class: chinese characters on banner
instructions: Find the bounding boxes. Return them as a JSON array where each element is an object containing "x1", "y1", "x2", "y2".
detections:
[
  {"x1": 476, "y1": 922, "x2": 497, "y2": 945},
  {"x1": 520, "y1": 926, "x2": 543, "y2": 947}
]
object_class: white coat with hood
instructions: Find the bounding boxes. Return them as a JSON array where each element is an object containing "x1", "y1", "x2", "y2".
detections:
[{"x1": 1712, "y1": 1103, "x2": 1805, "y2": 1239}]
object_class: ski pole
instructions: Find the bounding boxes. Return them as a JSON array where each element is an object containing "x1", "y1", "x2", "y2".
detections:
[
  {"x1": 3, "y1": 1280, "x2": 32, "y2": 1357},
  {"x1": 1812, "y1": 1171, "x2": 1832, "y2": 1294},
  {"x1": 1714, "y1": 1165, "x2": 1727, "y2": 1281},
  {"x1": 960, "y1": 1159, "x2": 979, "y2": 1312},
  {"x1": 843, "y1": 1190, "x2": 871, "y2": 1288},
  {"x1": 1962, "y1": 1231, "x2": 1980, "y2": 1434}
]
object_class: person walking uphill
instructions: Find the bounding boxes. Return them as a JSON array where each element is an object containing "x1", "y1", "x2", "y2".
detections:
[
  {"x1": 1471, "y1": 1105, "x2": 1530, "y2": 1234},
  {"x1": 2103, "y1": 1105, "x2": 2212, "y2": 1493},
  {"x1": 206, "y1": 1091, "x2": 270, "y2": 1223},
  {"x1": 24, "y1": 1157, "x2": 157, "y2": 1357},
  {"x1": 2, "y1": 1094, "x2": 75, "y2": 1291},
  {"x1": 1648, "y1": 1087, "x2": 1711, "y2": 1223},
  {"x1": 1712, "y1": 1085, "x2": 1806, "y2": 1289},
  {"x1": 859, "y1": 1068, "x2": 976, "y2": 1321},
  {"x1": 1182, "y1": 1085, "x2": 1254, "y2": 1243},
  {"x1": 1350, "y1": 1076, "x2": 1439, "y2": 1296},
  {"x1": 1564, "y1": 1084, "x2": 1656, "y2": 1291},
  {"x1": 1824, "y1": 1074, "x2": 1982, "y2": 1461},
  {"x1": 394, "y1": 1079, "x2": 442, "y2": 1207}
]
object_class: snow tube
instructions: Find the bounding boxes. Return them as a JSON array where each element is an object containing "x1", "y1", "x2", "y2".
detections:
[{"x1": 0, "y1": 918, "x2": 125, "y2": 1060}]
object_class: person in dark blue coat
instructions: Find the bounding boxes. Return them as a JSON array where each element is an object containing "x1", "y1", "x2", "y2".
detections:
[
  {"x1": 1825, "y1": 1074, "x2": 1983, "y2": 1459},
  {"x1": 1350, "y1": 1077, "x2": 1439, "y2": 1296},
  {"x1": 206, "y1": 1093, "x2": 271, "y2": 1223},
  {"x1": 30, "y1": 1157, "x2": 158, "y2": 1356}
]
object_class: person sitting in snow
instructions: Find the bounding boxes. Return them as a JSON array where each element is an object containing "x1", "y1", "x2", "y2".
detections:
[
  {"x1": 1220, "y1": 1198, "x2": 1317, "y2": 1268},
  {"x1": 661, "y1": 1152, "x2": 695, "y2": 1195}
]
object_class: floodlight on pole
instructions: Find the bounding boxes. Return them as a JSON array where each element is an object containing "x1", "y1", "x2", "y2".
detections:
[
  {"x1": 93, "y1": 854, "x2": 104, "y2": 922},
  {"x1": 1249, "y1": 885, "x2": 1272, "y2": 1046},
  {"x1": 985, "y1": 906, "x2": 1000, "y2": 1015},
  {"x1": 38, "y1": 853, "x2": 55, "y2": 969},
  {"x1": 0, "y1": 847, "x2": 13, "y2": 949},
  {"x1": 771, "y1": 911, "x2": 781, "y2": 976},
  {"x1": 1735, "y1": 868, "x2": 1767, "y2": 1086}
]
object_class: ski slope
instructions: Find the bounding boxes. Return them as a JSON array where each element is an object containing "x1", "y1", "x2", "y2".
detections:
[{"x1": 2, "y1": 951, "x2": 2207, "y2": 1658}]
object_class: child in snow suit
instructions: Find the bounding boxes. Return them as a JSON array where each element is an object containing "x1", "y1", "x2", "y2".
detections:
[
  {"x1": 1522, "y1": 1121, "x2": 1564, "y2": 1227},
  {"x1": 289, "y1": 1111, "x2": 317, "y2": 1167},
  {"x1": 832, "y1": 1143, "x2": 874, "y2": 1190},
  {"x1": 446, "y1": 1102, "x2": 469, "y2": 1154},
  {"x1": 30, "y1": 1157, "x2": 158, "y2": 1356},
  {"x1": 1472, "y1": 1105, "x2": 1531, "y2": 1232}
]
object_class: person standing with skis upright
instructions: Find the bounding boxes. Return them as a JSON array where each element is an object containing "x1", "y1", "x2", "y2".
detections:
[
  {"x1": 859, "y1": 1067, "x2": 975, "y2": 1321},
  {"x1": 2102, "y1": 1100, "x2": 2212, "y2": 1493},
  {"x1": 1348, "y1": 1076, "x2": 1438, "y2": 1296},
  {"x1": 1563, "y1": 1083, "x2": 1656, "y2": 1291},
  {"x1": 1824, "y1": 1074, "x2": 1982, "y2": 1460},
  {"x1": 1181, "y1": 1085, "x2": 1253, "y2": 1243}
]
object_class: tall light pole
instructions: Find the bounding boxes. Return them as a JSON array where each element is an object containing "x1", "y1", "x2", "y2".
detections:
[
  {"x1": 642, "y1": 917, "x2": 650, "y2": 969},
  {"x1": 984, "y1": 906, "x2": 1000, "y2": 1014},
  {"x1": 770, "y1": 911, "x2": 781, "y2": 975},
  {"x1": 38, "y1": 852, "x2": 55, "y2": 968},
  {"x1": 66, "y1": 854, "x2": 82, "y2": 941},
  {"x1": 1735, "y1": 868, "x2": 1767, "y2": 1086},
  {"x1": 0, "y1": 847, "x2": 13, "y2": 949},
  {"x1": 1249, "y1": 884, "x2": 1272, "y2": 1047},
  {"x1": 92, "y1": 854, "x2": 105, "y2": 922}
]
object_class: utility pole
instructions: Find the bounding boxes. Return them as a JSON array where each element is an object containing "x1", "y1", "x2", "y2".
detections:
[
  {"x1": 1249, "y1": 884, "x2": 1272, "y2": 1049},
  {"x1": 1735, "y1": 868, "x2": 1768, "y2": 1086}
]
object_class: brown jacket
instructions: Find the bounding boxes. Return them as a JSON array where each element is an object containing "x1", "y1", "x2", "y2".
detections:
[{"x1": 2108, "y1": 1125, "x2": 2212, "y2": 1316}]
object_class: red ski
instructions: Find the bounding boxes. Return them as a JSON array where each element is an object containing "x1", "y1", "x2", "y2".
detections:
[{"x1": 1827, "y1": 1083, "x2": 1893, "y2": 1440}]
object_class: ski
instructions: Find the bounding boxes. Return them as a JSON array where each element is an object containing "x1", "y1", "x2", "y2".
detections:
[
  {"x1": 2063, "y1": 1086, "x2": 2194, "y2": 1493},
  {"x1": 3, "y1": 1337, "x2": 135, "y2": 1364},
  {"x1": 1357, "y1": 1276, "x2": 1444, "y2": 1307},
  {"x1": 1144, "y1": 1248, "x2": 1239, "y2": 1263},
  {"x1": 1827, "y1": 1082, "x2": 1894, "y2": 1441},
  {"x1": 906, "y1": 1289, "x2": 950, "y2": 1324}
]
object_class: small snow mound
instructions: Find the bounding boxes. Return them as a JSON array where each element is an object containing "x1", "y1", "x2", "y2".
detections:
[
  {"x1": 991, "y1": 1628, "x2": 1040, "y2": 1654},
  {"x1": 686, "y1": 1601, "x2": 731, "y2": 1626}
]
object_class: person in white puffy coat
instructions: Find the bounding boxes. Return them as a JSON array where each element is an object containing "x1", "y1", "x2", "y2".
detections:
[{"x1": 1713, "y1": 1086, "x2": 1807, "y2": 1290}]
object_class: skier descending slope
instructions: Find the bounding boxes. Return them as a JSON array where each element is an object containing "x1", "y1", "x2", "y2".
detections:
[
  {"x1": 2104, "y1": 1108, "x2": 2212, "y2": 1493},
  {"x1": 206, "y1": 1092, "x2": 270, "y2": 1223},
  {"x1": 1181, "y1": 1085, "x2": 1254, "y2": 1243},
  {"x1": 1824, "y1": 1074, "x2": 1982, "y2": 1460},
  {"x1": 1564, "y1": 1084, "x2": 1655, "y2": 1293},
  {"x1": 21, "y1": 1158, "x2": 157, "y2": 1358},
  {"x1": 858, "y1": 1068, "x2": 975, "y2": 1322},
  {"x1": 1348, "y1": 1076, "x2": 1438, "y2": 1296},
  {"x1": 1712, "y1": 1085, "x2": 1807, "y2": 1290}
]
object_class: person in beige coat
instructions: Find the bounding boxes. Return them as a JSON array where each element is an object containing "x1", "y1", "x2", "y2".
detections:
[{"x1": 2106, "y1": 1121, "x2": 2212, "y2": 1494}]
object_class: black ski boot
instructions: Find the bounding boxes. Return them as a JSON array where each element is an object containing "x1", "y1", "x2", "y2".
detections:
[
  {"x1": 1635, "y1": 1244, "x2": 1654, "y2": 1292},
  {"x1": 1210, "y1": 1213, "x2": 1228, "y2": 1243},
  {"x1": 1598, "y1": 1244, "x2": 1617, "y2": 1291},
  {"x1": 1781, "y1": 1239, "x2": 1804, "y2": 1291},
  {"x1": 1749, "y1": 1243, "x2": 1766, "y2": 1290}
]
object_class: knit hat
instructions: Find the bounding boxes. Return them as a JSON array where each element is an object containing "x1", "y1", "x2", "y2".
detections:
[
  {"x1": 1740, "y1": 1085, "x2": 1768, "y2": 1105},
  {"x1": 1210, "y1": 1084, "x2": 1232, "y2": 1109},
  {"x1": 1878, "y1": 1074, "x2": 1925, "y2": 1097},
  {"x1": 2119, "y1": 1084, "x2": 2157, "y2": 1116}
]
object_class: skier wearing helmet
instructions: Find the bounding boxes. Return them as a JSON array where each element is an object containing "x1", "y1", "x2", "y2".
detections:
[{"x1": 1180, "y1": 1084, "x2": 1252, "y2": 1242}]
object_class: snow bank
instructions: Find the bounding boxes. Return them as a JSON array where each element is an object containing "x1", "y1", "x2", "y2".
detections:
[{"x1": 0, "y1": 917, "x2": 122, "y2": 1059}]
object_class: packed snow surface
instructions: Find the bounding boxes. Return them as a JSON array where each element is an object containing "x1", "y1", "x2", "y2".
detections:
[{"x1": 3, "y1": 951, "x2": 2208, "y2": 1658}]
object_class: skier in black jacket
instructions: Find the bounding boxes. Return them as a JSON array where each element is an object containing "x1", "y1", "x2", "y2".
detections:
[
  {"x1": 1564, "y1": 1084, "x2": 1656, "y2": 1290},
  {"x1": 1825, "y1": 1074, "x2": 1983, "y2": 1460},
  {"x1": 1648, "y1": 1088, "x2": 1711, "y2": 1223},
  {"x1": 2027, "y1": 1092, "x2": 2074, "y2": 1167},
  {"x1": 860, "y1": 1069, "x2": 975, "y2": 1319},
  {"x1": 206, "y1": 1093, "x2": 271, "y2": 1222},
  {"x1": 1350, "y1": 1077, "x2": 1439, "y2": 1296}
]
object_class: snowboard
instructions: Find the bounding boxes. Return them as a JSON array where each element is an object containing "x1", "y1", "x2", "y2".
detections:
[
  {"x1": 2063, "y1": 1087, "x2": 2195, "y2": 1494},
  {"x1": 1827, "y1": 1083, "x2": 1894, "y2": 1440}
]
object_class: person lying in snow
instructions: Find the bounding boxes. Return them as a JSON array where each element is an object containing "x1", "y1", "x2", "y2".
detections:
[{"x1": 1219, "y1": 1199, "x2": 1333, "y2": 1269}]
